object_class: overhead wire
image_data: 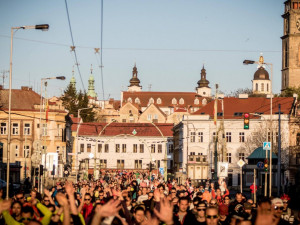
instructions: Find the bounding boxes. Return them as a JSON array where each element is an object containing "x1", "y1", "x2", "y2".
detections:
[
  {"x1": 100, "y1": 0, "x2": 105, "y2": 101},
  {"x1": 64, "y1": 0, "x2": 86, "y2": 92}
]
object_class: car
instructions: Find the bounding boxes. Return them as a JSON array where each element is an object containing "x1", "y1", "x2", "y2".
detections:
[{"x1": 0, "y1": 179, "x2": 21, "y2": 190}]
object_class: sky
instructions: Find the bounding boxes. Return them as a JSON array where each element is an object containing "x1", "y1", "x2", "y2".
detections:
[{"x1": 0, "y1": 0, "x2": 284, "y2": 100}]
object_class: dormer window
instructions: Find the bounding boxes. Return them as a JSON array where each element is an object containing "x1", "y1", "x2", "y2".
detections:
[
  {"x1": 172, "y1": 98, "x2": 177, "y2": 105},
  {"x1": 157, "y1": 98, "x2": 162, "y2": 104},
  {"x1": 135, "y1": 98, "x2": 140, "y2": 104},
  {"x1": 179, "y1": 98, "x2": 184, "y2": 104},
  {"x1": 149, "y1": 98, "x2": 154, "y2": 104},
  {"x1": 194, "y1": 99, "x2": 199, "y2": 105},
  {"x1": 127, "y1": 98, "x2": 132, "y2": 103},
  {"x1": 202, "y1": 98, "x2": 207, "y2": 105}
]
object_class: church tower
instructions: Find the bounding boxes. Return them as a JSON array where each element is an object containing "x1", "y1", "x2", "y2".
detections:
[
  {"x1": 281, "y1": 0, "x2": 300, "y2": 90},
  {"x1": 87, "y1": 65, "x2": 97, "y2": 98},
  {"x1": 70, "y1": 67, "x2": 76, "y2": 89},
  {"x1": 128, "y1": 64, "x2": 142, "y2": 92},
  {"x1": 196, "y1": 65, "x2": 211, "y2": 97},
  {"x1": 252, "y1": 56, "x2": 271, "y2": 95}
]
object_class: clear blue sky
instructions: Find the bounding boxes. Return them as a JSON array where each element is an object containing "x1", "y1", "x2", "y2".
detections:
[{"x1": 0, "y1": 0, "x2": 284, "y2": 99}]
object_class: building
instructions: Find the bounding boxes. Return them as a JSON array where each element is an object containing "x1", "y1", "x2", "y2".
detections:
[
  {"x1": 71, "y1": 122, "x2": 174, "y2": 178},
  {"x1": 0, "y1": 86, "x2": 67, "y2": 183},
  {"x1": 173, "y1": 95, "x2": 296, "y2": 189},
  {"x1": 281, "y1": 0, "x2": 300, "y2": 90}
]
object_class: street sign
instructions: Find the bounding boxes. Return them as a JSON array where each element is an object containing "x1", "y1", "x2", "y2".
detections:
[
  {"x1": 237, "y1": 159, "x2": 245, "y2": 168},
  {"x1": 159, "y1": 167, "x2": 164, "y2": 175},
  {"x1": 218, "y1": 162, "x2": 229, "y2": 177},
  {"x1": 257, "y1": 161, "x2": 264, "y2": 169},
  {"x1": 263, "y1": 142, "x2": 271, "y2": 150}
]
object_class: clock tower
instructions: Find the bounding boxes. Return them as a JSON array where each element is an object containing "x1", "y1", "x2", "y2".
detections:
[{"x1": 281, "y1": 0, "x2": 300, "y2": 90}]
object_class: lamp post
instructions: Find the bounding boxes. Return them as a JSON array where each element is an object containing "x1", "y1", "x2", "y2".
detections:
[
  {"x1": 243, "y1": 56, "x2": 273, "y2": 197},
  {"x1": 75, "y1": 107, "x2": 92, "y2": 182},
  {"x1": 7, "y1": 24, "x2": 49, "y2": 199},
  {"x1": 39, "y1": 76, "x2": 65, "y2": 192}
]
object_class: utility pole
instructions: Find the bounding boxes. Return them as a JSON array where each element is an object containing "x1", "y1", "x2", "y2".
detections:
[
  {"x1": 214, "y1": 84, "x2": 218, "y2": 180},
  {"x1": 277, "y1": 104, "x2": 281, "y2": 197}
]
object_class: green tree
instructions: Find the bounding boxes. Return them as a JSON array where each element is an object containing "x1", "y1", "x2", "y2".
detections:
[
  {"x1": 77, "y1": 91, "x2": 95, "y2": 122},
  {"x1": 61, "y1": 83, "x2": 78, "y2": 116},
  {"x1": 279, "y1": 86, "x2": 300, "y2": 100}
]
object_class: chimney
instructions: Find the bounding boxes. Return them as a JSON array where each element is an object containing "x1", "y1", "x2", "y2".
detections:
[
  {"x1": 21, "y1": 86, "x2": 29, "y2": 91},
  {"x1": 239, "y1": 94, "x2": 249, "y2": 99},
  {"x1": 0, "y1": 85, "x2": 3, "y2": 90}
]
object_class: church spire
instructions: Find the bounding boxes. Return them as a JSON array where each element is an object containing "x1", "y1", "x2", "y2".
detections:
[
  {"x1": 70, "y1": 66, "x2": 76, "y2": 89},
  {"x1": 196, "y1": 65, "x2": 211, "y2": 97},
  {"x1": 87, "y1": 64, "x2": 97, "y2": 98},
  {"x1": 128, "y1": 63, "x2": 142, "y2": 92}
]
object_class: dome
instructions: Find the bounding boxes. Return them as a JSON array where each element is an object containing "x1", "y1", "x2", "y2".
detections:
[
  {"x1": 129, "y1": 65, "x2": 141, "y2": 87},
  {"x1": 197, "y1": 66, "x2": 210, "y2": 88},
  {"x1": 253, "y1": 66, "x2": 270, "y2": 80}
]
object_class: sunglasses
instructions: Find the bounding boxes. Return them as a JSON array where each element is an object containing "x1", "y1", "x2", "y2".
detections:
[
  {"x1": 85, "y1": 199, "x2": 91, "y2": 201},
  {"x1": 274, "y1": 206, "x2": 284, "y2": 210},
  {"x1": 210, "y1": 202, "x2": 217, "y2": 205},
  {"x1": 44, "y1": 199, "x2": 50, "y2": 202},
  {"x1": 171, "y1": 191, "x2": 176, "y2": 193},
  {"x1": 16, "y1": 197, "x2": 24, "y2": 200},
  {"x1": 197, "y1": 208, "x2": 206, "y2": 212},
  {"x1": 206, "y1": 215, "x2": 218, "y2": 219},
  {"x1": 283, "y1": 201, "x2": 288, "y2": 204}
]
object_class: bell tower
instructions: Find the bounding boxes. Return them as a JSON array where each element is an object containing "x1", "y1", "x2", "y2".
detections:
[{"x1": 281, "y1": 0, "x2": 300, "y2": 90}]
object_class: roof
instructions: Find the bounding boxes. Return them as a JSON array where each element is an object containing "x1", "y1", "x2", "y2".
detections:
[
  {"x1": 193, "y1": 97, "x2": 295, "y2": 119},
  {"x1": 253, "y1": 66, "x2": 270, "y2": 80},
  {"x1": 174, "y1": 108, "x2": 187, "y2": 113},
  {"x1": 122, "y1": 91, "x2": 209, "y2": 108},
  {"x1": 247, "y1": 147, "x2": 278, "y2": 159},
  {"x1": 73, "y1": 122, "x2": 174, "y2": 137}
]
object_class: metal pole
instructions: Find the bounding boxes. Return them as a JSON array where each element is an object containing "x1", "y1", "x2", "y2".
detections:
[
  {"x1": 38, "y1": 80, "x2": 43, "y2": 193},
  {"x1": 6, "y1": 27, "x2": 14, "y2": 199},
  {"x1": 277, "y1": 104, "x2": 281, "y2": 197},
  {"x1": 240, "y1": 167, "x2": 243, "y2": 193},
  {"x1": 269, "y1": 63, "x2": 273, "y2": 197},
  {"x1": 214, "y1": 84, "x2": 218, "y2": 180},
  {"x1": 254, "y1": 169, "x2": 256, "y2": 204}
]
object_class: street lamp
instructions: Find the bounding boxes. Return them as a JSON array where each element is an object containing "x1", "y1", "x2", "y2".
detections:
[
  {"x1": 39, "y1": 76, "x2": 65, "y2": 192},
  {"x1": 6, "y1": 24, "x2": 49, "y2": 199},
  {"x1": 243, "y1": 56, "x2": 273, "y2": 197}
]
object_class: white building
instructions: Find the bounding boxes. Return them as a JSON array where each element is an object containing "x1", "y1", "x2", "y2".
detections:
[{"x1": 173, "y1": 96, "x2": 296, "y2": 187}]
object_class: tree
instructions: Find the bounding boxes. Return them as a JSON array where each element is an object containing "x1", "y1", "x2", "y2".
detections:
[
  {"x1": 77, "y1": 91, "x2": 95, "y2": 122},
  {"x1": 61, "y1": 83, "x2": 78, "y2": 116},
  {"x1": 279, "y1": 86, "x2": 300, "y2": 100}
]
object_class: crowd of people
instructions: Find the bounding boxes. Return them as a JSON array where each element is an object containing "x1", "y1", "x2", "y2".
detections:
[{"x1": 0, "y1": 171, "x2": 298, "y2": 225}]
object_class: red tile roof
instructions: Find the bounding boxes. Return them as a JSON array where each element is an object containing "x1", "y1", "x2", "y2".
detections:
[
  {"x1": 73, "y1": 122, "x2": 174, "y2": 137},
  {"x1": 193, "y1": 97, "x2": 295, "y2": 119},
  {"x1": 122, "y1": 91, "x2": 209, "y2": 108},
  {"x1": 174, "y1": 108, "x2": 187, "y2": 112}
]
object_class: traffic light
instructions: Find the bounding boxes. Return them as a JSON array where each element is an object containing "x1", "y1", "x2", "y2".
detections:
[
  {"x1": 244, "y1": 113, "x2": 250, "y2": 129},
  {"x1": 264, "y1": 158, "x2": 268, "y2": 172},
  {"x1": 40, "y1": 165, "x2": 44, "y2": 176}
]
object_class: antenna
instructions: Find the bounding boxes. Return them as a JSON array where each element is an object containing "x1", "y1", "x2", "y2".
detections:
[
  {"x1": 148, "y1": 84, "x2": 152, "y2": 91},
  {"x1": 0, "y1": 70, "x2": 9, "y2": 88}
]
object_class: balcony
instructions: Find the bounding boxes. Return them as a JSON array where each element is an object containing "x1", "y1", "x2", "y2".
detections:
[{"x1": 188, "y1": 155, "x2": 208, "y2": 165}]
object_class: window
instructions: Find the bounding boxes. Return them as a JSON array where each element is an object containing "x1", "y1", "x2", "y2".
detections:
[
  {"x1": 117, "y1": 160, "x2": 125, "y2": 169},
  {"x1": 140, "y1": 144, "x2": 144, "y2": 153},
  {"x1": 194, "y1": 99, "x2": 199, "y2": 105},
  {"x1": 24, "y1": 123, "x2": 31, "y2": 135},
  {"x1": 135, "y1": 160, "x2": 142, "y2": 169},
  {"x1": 202, "y1": 98, "x2": 207, "y2": 105},
  {"x1": 135, "y1": 98, "x2": 140, "y2": 104},
  {"x1": 98, "y1": 144, "x2": 102, "y2": 153},
  {"x1": 105, "y1": 144, "x2": 109, "y2": 153},
  {"x1": 12, "y1": 123, "x2": 19, "y2": 135},
  {"x1": 122, "y1": 144, "x2": 126, "y2": 153},
  {"x1": 151, "y1": 144, "x2": 155, "y2": 153},
  {"x1": 149, "y1": 98, "x2": 154, "y2": 104},
  {"x1": 275, "y1": 132, "x2": 279, "y2": 143},
  {"x1": 157, "y1": 98, "x2": 162, "y2": 104},
  {"x1": 23, "y1": 145, "x2": 30, "y2": 157},
  {"x1": 133, "y1": 144, "x2": 137, "y2": 153},
  {"x1": 239, "y1": 153, "x2": 245, "y2": 161},
  {"x1": 239, "y1": 132, "x2": 245, "y2": 142},
  {"x1": 256, "y1": 83, "x2": 258, "y2": 91},
  {"x1": 268, "y1": 132, "x2": 271, "y2": 142},
  {"x1": 42, "y1": 124, "x2": 47, "y2": 136},
  {"x1": 157, "y1": 160, "x2": 160, "y2": 168},
  {"x1": 267, "y1": 83, "x2": 269, "y2": 92},
  {"x1": 261, "y1": 83, "x2": 264, "y2": 91},
  {"x1": 127, "y1": 98, "x2": 132, "y2": 103},
  {"x1": 190, "y1": 132, "x2": 196, "y2": 142},
  {"x1": 227, "y1": 153, "x2": 232, "y2": 163},
  {"x1": 153, "y1": 114, "x2": 158, "y2": 120},
  {"x1": 158, "y1": 144, "x2": 162, "y2": 153},
  {"x1": 15, "y1": 145, "x2": 19, "y2": 157},
  {"x1": 147, "y1": 114, "x2": 152, "y2": 121},
  {"x1": 100, "y1": 159, "x2": 107, "y2": 168},
  {"x1": 80, "y1": 144, "x2": 84, "y2": 153},
  {"x1": 116, "y1": 144, "x2": 120, "y2": 153},
  {"x1": 172, "y1": 98, "x2": 177, "y2": 105},
  {"x1": 87, "y1": 144, "x2": 91, "y2": 153},
  {"x1": 226, "y1": 132, "x2": 232, "y2": 142},
  {"x1": 0, "y1": 122, "x2": 7, "y2": 135},
  {"x1": 190, "y1": 152, "x2": 195, "y2": 155},
  {"x1": 179, "y1": 98, "x2": 184, "y2": 104},
  {"x1": 213, "y1": 132, "x2": 217, "y2": 141},
  {"x1": 122, "y1": 119, "x2": 126, "y2": 123},
  {"x1": 198, "y1": 132, "x2": 203, "y2": 142},
  {"x1": 168, "y1": 144, "x2": 174, "y2": 153}
]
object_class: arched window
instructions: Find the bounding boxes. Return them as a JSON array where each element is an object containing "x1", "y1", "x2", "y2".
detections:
[
  {"x1": 267, "y1": 83, "x2": 269, "y2": 92},
  {"x1": 149, "y1": 98, "x2": 154, "y2": 104},
  {"x1": 256, "y1": 83, "x2": 258, "y2": 91},
  {"x1": 157, "y1": 98, "x2": 162, "y2": 104},
  {"x1": 202, "y1": 98, "x2": 207, "y2": 105},
  {"x1": 261, "y1": 83, "x2": 264, "y2": 91},
  {"x1": 135, "y1": 98, "x2": 140, "y2": 104},
  {"x1": 172, "y1": 98, "x2": 177, "y2": 105},
  {"x1": 127, "y1": 98, "x2": 132, "y2": 103},
  {"x1": 179, "y1": 98, "x2": 184, "y2": 104},
  {"x1": 194, "y1": 99, "x2": 199, "y2": 105}
]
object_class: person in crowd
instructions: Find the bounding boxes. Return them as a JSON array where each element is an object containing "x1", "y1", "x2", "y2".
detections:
[
  {"x1": 219, "y1": 204, "x2": 230, "y2": 225},
  {"x1": 206, "y1": 206, "x2": 220, "y2": 225}
]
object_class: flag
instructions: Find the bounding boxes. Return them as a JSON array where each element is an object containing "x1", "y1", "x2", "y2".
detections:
[
  {"x1": 46, "y1": 99, "x2": 49, "y2": 122},
  {"x1": 213, "y1": 98, "x2": 217, "y2": 125}
]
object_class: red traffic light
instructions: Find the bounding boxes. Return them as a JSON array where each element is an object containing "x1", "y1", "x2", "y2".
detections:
[{"x1": 244, "y1": 113, "x2": 250, "y2": 118}]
